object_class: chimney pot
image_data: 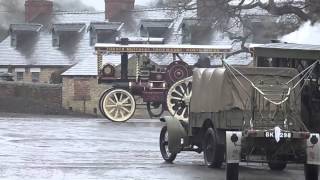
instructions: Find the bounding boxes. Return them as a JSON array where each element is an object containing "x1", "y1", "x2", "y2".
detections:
[
  {"x1": 25, "y1": 0, "x2": 53, "y2": 23},
  {"x1": 105, "y1": 0, "x2": 135, "y2": 21}
]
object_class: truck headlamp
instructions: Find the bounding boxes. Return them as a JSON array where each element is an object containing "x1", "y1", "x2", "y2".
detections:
[
  {"x1": 231, "y1": 133, "x2": 239, "y2": 143},
  {"x1": 310, "y1": 135, "x2": 318, "y2": 145}
]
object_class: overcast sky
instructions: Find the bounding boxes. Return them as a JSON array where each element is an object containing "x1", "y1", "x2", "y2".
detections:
[{"x1": 79, "y1": 0, "x2": 159, "y2": 10}]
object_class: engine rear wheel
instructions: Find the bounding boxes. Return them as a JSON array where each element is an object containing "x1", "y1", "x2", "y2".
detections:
[
  {"x1": 100, "y1": 89, "x2": 136, "y2": 122},
  {"x1": 159, "y1": 126, "x2": 177, "y2": 163},
  {"x1": 166, "y1": 77, "x2": 192, "y2": 122}
]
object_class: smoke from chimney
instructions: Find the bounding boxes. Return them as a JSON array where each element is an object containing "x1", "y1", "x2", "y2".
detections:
[
  {"x1": 0, "y1": 0, "x2": 25, "y2": 29},
  {"x1": 54, "y1": 0, "x2": 95, "y2": 11},
  {"x1": 281, "y1": 21, "x2": 320, "y2": 45}
]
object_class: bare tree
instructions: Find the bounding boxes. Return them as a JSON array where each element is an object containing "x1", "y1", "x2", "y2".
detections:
[{"x1": 167, "y1": 0, "x2": 320, "y2": 56}]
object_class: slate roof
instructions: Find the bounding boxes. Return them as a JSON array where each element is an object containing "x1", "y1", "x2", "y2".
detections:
[
  {"x1": 0, "y1": 8, "x2": 251, "y2": 76},
  {"x1": 0, "y1": 11, "x2": 107, "y2": 68}
]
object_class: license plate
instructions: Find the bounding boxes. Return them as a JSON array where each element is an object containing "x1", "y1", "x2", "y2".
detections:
[{"x1": 265, "y1": 132, "x2": 292, "y2": 138}]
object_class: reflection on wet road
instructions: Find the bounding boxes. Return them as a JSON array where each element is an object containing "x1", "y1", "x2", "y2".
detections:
[{"x1": 0, "y1": 116, "x2": 307, "y2": 180}]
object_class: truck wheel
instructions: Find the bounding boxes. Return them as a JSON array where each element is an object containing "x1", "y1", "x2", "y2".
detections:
[
  {"x1": 147, "y1": 102, "x2": 164, "y2": 118},
  {"x1": 226, "y1": 163, "x2": 239, "y2": 180},
  {"x1": 159, "y1": 126, "x2": 177, "y2": 163},
  {"x1": 268, "y1": 162, "x2": 287, "y2": 171},
  {"x1": 203, "y1": 128, "x2": 224, "y2": 168},
  {"x1": 304, "y1": 164, "x2": 319, "y2": 180}
]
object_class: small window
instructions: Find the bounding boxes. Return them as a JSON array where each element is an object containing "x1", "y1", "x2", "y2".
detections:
[
  {"x1": 16, "y1": 72, "x2": 24, "y2": 81},
  {"x1": 32, "y1": 72, "x2": 40, "y2": 82}
]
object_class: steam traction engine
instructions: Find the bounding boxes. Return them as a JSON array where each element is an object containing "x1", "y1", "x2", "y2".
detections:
[{"x1": 95, "y1": 44, "x2": 231, "y2": 122}]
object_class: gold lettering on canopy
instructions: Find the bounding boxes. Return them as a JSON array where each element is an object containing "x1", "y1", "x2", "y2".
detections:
[{"x1": 96, "y1": 47, "x2": 230, "y2": 54}]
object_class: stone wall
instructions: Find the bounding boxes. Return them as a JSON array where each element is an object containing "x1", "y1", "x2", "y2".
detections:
[
  {"x1": 0, "y1": 81, "x2": 64, "y2": 114},
  {"x1": 62, "y1": 76, "x2": 111, "y2": 116},
  {"x1": 62, "y1": 76, "x2": 150, "y2": 118}
]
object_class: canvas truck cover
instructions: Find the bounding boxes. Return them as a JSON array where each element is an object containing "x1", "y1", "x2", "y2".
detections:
[{"x1": 190, "y1": 67, "x2": 299, "y2": 113}]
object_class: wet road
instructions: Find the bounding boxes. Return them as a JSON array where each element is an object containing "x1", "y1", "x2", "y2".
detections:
[{"x1": 0, "y1": 115, "x2": 309, "y2": 180}]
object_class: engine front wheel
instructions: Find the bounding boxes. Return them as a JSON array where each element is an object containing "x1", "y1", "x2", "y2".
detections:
[
  {"x1": 100, "y1": 89, "x2": 136, "y2": 122},
  {"x1": 159, "y1": 126, "x2": 177, "y2": 163}
]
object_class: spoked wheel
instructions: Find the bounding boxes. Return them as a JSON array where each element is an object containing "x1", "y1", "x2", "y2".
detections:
[
  {"x1": 99, "y1": 89, "x2": 113, "y2": 118},
  {"x1": 100, "y1": 89, "x2": 136, "y2": 122},
  {"x1": 203, "y1": 128, "x2": 224, "y2": 168},
  {"x1": 167, "y1": 77, "x2": 192, "y2": 121},
  {"x1": 147, "y1": 102, "x2": 165, "y2": 118},
  {"x1": 159, "y1": 126, "x2": 177, "y2": 163}
]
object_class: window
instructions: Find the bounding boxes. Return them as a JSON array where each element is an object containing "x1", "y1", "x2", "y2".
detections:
[
  {"x1": 16, "y1": 72, "x2": 24, "y2": 81},
  {"x1": 32, "y1": 72, "x2": 40, "y2": 82}
]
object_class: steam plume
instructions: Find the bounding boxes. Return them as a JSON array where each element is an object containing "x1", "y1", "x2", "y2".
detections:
[{"x1": 54, "y1": 0, "x2": 95, "y2": 11}]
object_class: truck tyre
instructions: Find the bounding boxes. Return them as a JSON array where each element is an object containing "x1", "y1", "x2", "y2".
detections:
[
  {"x1": 304, "y1": 164, "x2": 319, "y2": 180},
  {"x1": 159, "y1": 126, "x2": 177, "y2": 163},
  {"x1": 226, "y1": 163, "x2": 239, "y2": 180},
  {"x1": 147, "y1": 102, "x2": 164, "y2": 118},
  {"x1": 203, "y1": 128, "x2": 224, "y2": 168},
  {"x1": 268, "y1": 162, "x2": 287, "y2": 171}
]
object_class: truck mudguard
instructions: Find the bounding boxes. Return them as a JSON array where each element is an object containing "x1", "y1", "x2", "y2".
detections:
[
  {"x1": 226, "y1": 131, "x2": 242, "y2": 163},
  {"x1": 161, "y1": 116, "x2": 187, "y2": 154},
  {"x1": 307, "y1": 133, "x2": 320, "y2": 165}
]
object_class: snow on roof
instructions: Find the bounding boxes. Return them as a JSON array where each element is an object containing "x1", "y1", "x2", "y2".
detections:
[
  {"x1": 251, "y1": 43, "x2": 320, "y2": 51},
  {"x1": 51, "y1": 23, "x2": 86, "y2": 32},
  {"x1": 0, "y1": 32, "x2": 79, "y2": 66},
  {"x1": 10, "y1": 24, "x2": 43, "y2": 32},
  {"x1": 88, "y1": 22, "x2": 124, "y2": 31},
  {"x1": 140, "y1": 19, "x2": 174, "y2": 28}
]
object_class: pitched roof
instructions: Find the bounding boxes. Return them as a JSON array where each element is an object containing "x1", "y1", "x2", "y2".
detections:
[{"x1": 0, "y1": 8, "x2": 251, "y2": 76}]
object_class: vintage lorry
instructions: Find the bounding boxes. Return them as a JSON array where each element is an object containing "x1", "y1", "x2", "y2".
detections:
[{"x1": 159, "y1": 65, "x2": 320, "y2": 180}]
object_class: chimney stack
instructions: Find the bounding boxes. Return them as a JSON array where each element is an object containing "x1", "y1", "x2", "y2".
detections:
[
  {"x1": 25, "y1": 0, "x2": 53, "y2": 23},
  {"x1": 105, "y1": 0, "x2": 135, "y2": 21}
]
